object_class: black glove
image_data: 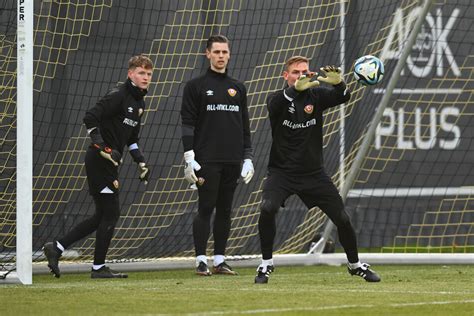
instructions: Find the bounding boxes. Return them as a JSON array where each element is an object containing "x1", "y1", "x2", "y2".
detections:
[{"x1": 93, "y1": 143, "x2": 121, "y2": 166}]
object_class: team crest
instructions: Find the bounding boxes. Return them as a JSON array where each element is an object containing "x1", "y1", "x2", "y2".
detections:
[
  {"x1": 227, "y1": 88, "x2": 237, "y2": 97},
  {"x1": 138, "y1": 108, "x2": 144, "y2": 116},
  {"x1": 113, "y1": 180, "x2": 119, "y2": 189},
  {"x1": 304, "y1": 104, "x2": 314, "y2": 114}
]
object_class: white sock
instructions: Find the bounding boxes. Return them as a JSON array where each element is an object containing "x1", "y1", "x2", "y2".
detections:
[
  {"x1": 348, "y1": 261, "x2": 362, "y2": 269},
  {"x1": 92, "y1": 264, "x2": 105, "y2": 271},
  {"x1": 213, "y1": 255, "x2": 225, "y2": 266},
  {"x1": 257, "y1": 259, "x2": 274, "y2": 273},
  {"x1": 55, "y1": 241, "x2": 65, "y2": 252},
  {"x1": 196, "y1": 255, "x2": 207, "y2": 266}
]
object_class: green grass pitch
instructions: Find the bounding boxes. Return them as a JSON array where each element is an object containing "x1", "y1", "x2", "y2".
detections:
[{"x1": 2, "y1": 265, "x2": 473, "y2": 315}]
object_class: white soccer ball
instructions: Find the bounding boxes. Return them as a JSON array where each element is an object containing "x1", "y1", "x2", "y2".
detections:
[{"x1": 353, "y1": 55, "x2": 384, "y2": 85}]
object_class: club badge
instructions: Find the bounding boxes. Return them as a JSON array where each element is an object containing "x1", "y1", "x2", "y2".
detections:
[
  {"x1": 227, "y1": 88, "x2": 237, "y2": 97},
  {"x1": 304, "y1": 104, "x2": 314, "y2": 114},
  {"x1": 113, "y1": 180, "x2": 119, "y2": 189},
  {"x1": 138, "y1": 108, "x2": 144, "y2": 116}
]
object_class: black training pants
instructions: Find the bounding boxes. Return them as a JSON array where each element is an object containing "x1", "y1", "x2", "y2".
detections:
[
  {"x1": 58, "y1": 147, "x2": 121, "y2": 265},
  {"x1": 258, "y1": 169, "x2": 359, "y2": 263},
  {"x1": 193, "y1": 163, "x2": 240, "y2": 256}
]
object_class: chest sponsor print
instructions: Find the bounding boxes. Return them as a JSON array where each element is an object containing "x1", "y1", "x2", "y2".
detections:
[
  {"x1": 123, "y1": 117, "x2": 139, "y2": 127},
  {"x1": 282, "y1": 118, "x2": 317, "y2": 129}
]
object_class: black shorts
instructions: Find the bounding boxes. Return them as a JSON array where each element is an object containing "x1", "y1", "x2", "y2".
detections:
[
  {"x1": 263, "y1": 169, "x2": 344, "y2": 212},
  {"x1": 84, "y1": 146, "x2": 119, "y2": 195}
]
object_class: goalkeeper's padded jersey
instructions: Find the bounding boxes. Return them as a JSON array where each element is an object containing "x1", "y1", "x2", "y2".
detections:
[
  {"x1": 181, "y1": 68, "x2": 253, "y2": 163},
  {"x1": 83, "y1": 78, "x2": 147, "y2": 155},
  {"x1": 266, "y1": 82, "x2": 350, "y2": 175}
]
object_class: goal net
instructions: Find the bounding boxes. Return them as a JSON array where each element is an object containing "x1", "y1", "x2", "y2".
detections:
[{"x1": 1, "y1": 0, "x2": 473, "y2": 281}]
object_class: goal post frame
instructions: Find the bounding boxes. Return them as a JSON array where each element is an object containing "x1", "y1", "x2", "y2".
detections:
[
  {"x1": 8, "y1": 0, "x2": 34, "y2": 285},
  {"x1": 3, "y1": 1, "x2": 472, "y2": 281}
]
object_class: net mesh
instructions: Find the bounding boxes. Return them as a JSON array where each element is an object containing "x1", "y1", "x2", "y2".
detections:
[{"x1": 0, "y1": 0, "x2": 472, "y2": 270}]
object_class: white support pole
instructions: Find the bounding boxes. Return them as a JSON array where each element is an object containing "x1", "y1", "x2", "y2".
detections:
[
  {"x1": 17, "y1": 0, "x2": 34, "y2": 285},
  {"x1": 338, "y1": 0, "x2": 346, "y2": 189},
  {"x1": 308, "y1": 0, "x2": 347, "y2": 256}
]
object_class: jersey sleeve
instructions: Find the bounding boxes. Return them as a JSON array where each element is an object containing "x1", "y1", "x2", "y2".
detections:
[
  {"x1": 126, "y1": 121, "x2": 141, "y2": 147},
  {"x1": 310, "y1": 82, "x2": 351, "y2": 110},
  {"x1": 240, "y1": 83, "x2": 253, "y2": 160},
  {"x1": 180, "y1": 81, "x2": 199, "y2": 152},
  {"x1": 83, "y1": 88, "x2": 123, "y2": 129}
]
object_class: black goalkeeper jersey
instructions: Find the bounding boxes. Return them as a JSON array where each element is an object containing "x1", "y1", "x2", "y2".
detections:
[
  {"x1": 267, "y1": 82, "x2": 350, "y2": 175},
  {"x1": 181, "y1": 68, "x2": 252, "y2": 163},
  {"x1": 83, "y1": 78, "x2": 146, "y2": 155}
]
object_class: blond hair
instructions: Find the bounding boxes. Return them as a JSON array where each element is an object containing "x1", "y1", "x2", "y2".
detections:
[
  {"x1": 128, "y1": 55, "x2": 153, "y2": 70},
  {"x1": 284, "y1": 56, "x2": 309, "y2": 70}
]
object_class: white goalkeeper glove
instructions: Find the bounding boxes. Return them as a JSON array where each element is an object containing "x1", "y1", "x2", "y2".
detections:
[
  {"x1": 138, "y1": 162, "x2": 150, "y2": 185},
  {"x1": 295, "y1": 72, "x2": 320, "y2": 91},
  {"x1": 240, "y1": 159, "x2": 254, "y2": 184},
  {"x1": 184, "y1": 150, "x2": 201, "y2": 184},
  {"x1": 317, "y1": 65, "x2": 343, "y2": 85}
]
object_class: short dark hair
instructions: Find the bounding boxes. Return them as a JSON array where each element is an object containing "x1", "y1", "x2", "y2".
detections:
[
  {"x1": 206, "y1": 35, "x2": 229, "y2": 50},
  {"x1": 128, "y1": 55, "x2": 153, "y2": 70},
  {"x1": 285, "y1": 56, "x2": 309, "y2": 71}
]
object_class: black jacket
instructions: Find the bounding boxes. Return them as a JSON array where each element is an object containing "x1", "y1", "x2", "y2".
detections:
[
  {"x1": 267, "y1": 82, "x2": 350, "y2": 175},
  {"x1": 181, "y1": 68, "x2": 252, "y2": 163},
  {"x1": 83, "y1": 78, "x2": 146, "y2": 155}
]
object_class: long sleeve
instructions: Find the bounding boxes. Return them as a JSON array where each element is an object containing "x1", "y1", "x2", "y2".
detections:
[
  {"x1": 311, "y1": 82, "x2": 350, "y2": 111},
  {"x1": 240, "y1": 83, "x2": 253, "y2": 159},
  {"x1": 127, "y1": 122, "x2": 141, "y2": 147},
  {"x1": 180, "y1": 81, "x2": 199, "y2": 152}
]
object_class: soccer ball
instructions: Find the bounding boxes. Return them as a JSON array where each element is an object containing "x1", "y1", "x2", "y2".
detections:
[{"x1": 353, "y1": 55, "x2": 384, "y2": 85}]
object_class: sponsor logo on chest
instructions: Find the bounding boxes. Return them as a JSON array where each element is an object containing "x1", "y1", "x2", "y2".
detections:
[
  {"x1": 282, "y1": 118, "x2": 317, "y2": 129},
  {"x1": 206, "y1": 104, "x2": 240, "y2": 112},
  {"x1": 123, "y1": 117, "x2": 139, "y2": 127}
]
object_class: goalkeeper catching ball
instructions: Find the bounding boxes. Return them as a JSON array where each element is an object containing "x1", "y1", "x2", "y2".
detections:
[{"x1": 254, "y1": 56, "x2": 380, "y2": 284}]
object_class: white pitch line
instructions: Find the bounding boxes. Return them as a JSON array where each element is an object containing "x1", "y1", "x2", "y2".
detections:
[
  {"x1": 373, "y1": 88, "x2": 464, "y2": 94},
  {"x1": 348, "y1": 186, "x2": 474, "y2": 198},
  {"x1": 179, "y1": 299, "x2": 474, "y2": 316}
]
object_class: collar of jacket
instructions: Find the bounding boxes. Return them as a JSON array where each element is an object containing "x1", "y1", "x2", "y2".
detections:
[
  {"x1": 207, "y1": 67, "x2": 228, "y2": 78},
  {"x1": 126, "y1": 78, "x2": 148, "y2": 100}
]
